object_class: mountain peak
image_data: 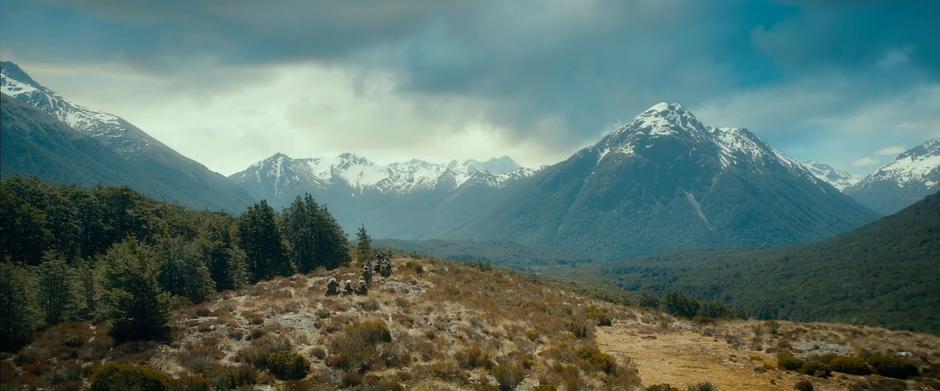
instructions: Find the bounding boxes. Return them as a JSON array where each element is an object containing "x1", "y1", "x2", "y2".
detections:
[
  {"x1": 0, "y1": 61, "x2": 42, "y2": 90},
  {"x1": 612, "y1": 101, "x2": 706, "y2": 139}
]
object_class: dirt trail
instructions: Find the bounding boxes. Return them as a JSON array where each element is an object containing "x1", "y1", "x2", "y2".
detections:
[{"x1": 597, "y1": 325, "x2": 847, "y2": 391}]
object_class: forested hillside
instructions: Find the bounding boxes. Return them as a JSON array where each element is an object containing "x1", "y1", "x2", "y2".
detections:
[
  {"x1": 0, "y1": 176, "x2": 350, "y2": 350},
  {"x1": 574, "y1": 191, "x2": 940, "y2": 334}
]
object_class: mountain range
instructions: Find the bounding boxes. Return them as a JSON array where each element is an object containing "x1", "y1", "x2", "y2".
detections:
[
  {"x1": 0, "y1": 61, "x2": 254, "y2": 212},
  {"x1": 5, "y1": 60, "x2": 938, "y2": 261},
  {"x1": 444, "y1": 103, "x2": 878, "y2": 259}
]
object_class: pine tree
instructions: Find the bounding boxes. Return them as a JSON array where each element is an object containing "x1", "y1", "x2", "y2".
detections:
[
  {"x1": 356, "y1": 225, "x2": 372, "y2": 263},
  {"x1": 283, "y1": 195, "x2": 319, "y2": 273},
  {"x1": 156, "y1": 236, "x2": 214, "y2": 304},
  {"x1": 317, "y1": 205, "x2": 351, "y2": 269},
  {"x1": 0, "y1": 261, "x2": 38, "y2": 350},
  {"x1": 101, "y1": 238, "x2": 171, "y2": 342},
  {"x1": 199, "y1": 215, "x2": 248, "y2": 291},
  {"x1": 237, "y1": 200, "x2": 292, "y2": 282},
  {"x1": 36, "y1": 251, "x2": 79, "y2": 325}
]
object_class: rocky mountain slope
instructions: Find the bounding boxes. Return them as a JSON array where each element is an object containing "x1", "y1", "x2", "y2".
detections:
[
  {"x1": 802, "y1": 161, "x2": 859, "y2": 191},
  {"x1": 0, "y1": 61, "x2": 253, "y2": 212},
  {"x1": 845, "y1": 139, "x2": 940, "y2": 214},
  {"x1": 447, "y1": 102, "x2": 878, "y2": 260}
]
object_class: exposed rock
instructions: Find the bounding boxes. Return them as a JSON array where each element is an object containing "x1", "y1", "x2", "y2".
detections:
[{"x1": 795, "y1": 340, "x2": 853, "y2": 359}]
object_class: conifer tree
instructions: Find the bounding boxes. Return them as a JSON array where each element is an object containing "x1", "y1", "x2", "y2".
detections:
[
  {"x1": 317, "y1": 205, "x2": 351, "y2": 269},
  {"x1": 283, "y1": 195, "x2": 320, "y2": 273},
  {"x1": 36, "y1": 251, "x2": 79, "y2": 325},
  {"x1": 356, "y1": 225, "x2": 372, "y2": 263},
  {"x1": 0, "y1": 261, "x2": 38, "y2": 350},
  {"x1": 238, "y1": 200, "x2": 292, "y2": 282},
  {"x1": 101, "y1": 238, "x2": 171, "y2": 341},
  {"x1": 156, "y1": 236, "x2": 214, "y2": 304}
]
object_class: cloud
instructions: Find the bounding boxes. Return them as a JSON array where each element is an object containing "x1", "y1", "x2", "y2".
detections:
[
  {"x1": 853, "y1": 157, "x2": 879, "y2": 167},
  {"x1": 1, "y1": 0, "x2": 938, "y2": 175},
  {"x1": 875, "y1": 146, "x2": 907, "y2": 156}
]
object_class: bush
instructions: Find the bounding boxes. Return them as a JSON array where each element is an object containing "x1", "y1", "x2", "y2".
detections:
[
  {"x1": 829, "y1": 355, "x2": 870, "y2": 375},
  {"x1": 326, "y1": 320, "x2": 393, "y2": 371},
  {"x1": 799, "y1": 360, "x2": 830, "y2": 377},
  {"x1": 576, "y1": 345, "x2": 618, "y2": 374},
  {"x1": 686, "y1": 383, "x2": 717, "y2": 391},
  {"x1": 237, "y1": 336, "x2": 292, "y2": 369},
  {"x1": 777, "y1": 353, "x2": 804, "y2": 371},
  {"x1": 866, "y1": 353, "x2": 918, "y2": 379},
  {"x1": 794, "y1": 380, "x2": 814, "y2": 391},
  {"x1": 494, "y1": 357, "x2": 527, "y2": 391},
  {"x1": 648, "y1": 385, "x2": 677, "y2": 391},
  {"x1": 698, "y1": 301, "x2": 731, "y2": 320},
  {"x1": 90, "y1": 363, "x2": 170, "y2": 391},
  {"x1": 265, "y1": 351, "x2": 310, "y2": 380},
  {"x1": 661, "y1": 292, "x2": 700, "y2": 319},
  {"x1": 455, "y1": 344, "x2": 492, "y2": 369},
  {"x1": 587, "y1": 306, "x2": 613, "y2": 326}
]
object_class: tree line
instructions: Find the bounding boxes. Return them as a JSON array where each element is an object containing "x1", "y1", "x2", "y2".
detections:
[{"x1": 0, "y1": 176, "x2": 351, "y2": 350}]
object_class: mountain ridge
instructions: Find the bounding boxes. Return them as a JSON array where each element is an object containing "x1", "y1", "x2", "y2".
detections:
[
  {"x1": 444, "y1": 102, "x2": 878, "y2": 260},
  {"x1": 845, "y1": 138, "x2": 940, "y2": 214},
  {"x1": 0, "y1": 61, "x2": 254, "y2": 212}
]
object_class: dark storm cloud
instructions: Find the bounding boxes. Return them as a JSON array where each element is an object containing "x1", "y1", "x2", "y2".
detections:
[{"x1": 1, "y1": 0, "x2": 938, "y2": 173}]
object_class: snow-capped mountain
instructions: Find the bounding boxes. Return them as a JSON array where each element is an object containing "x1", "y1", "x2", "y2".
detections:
[
  {"x1": 0, "y1": 61, "x2": 254, "y2": 212},
  {"x1": 845, "y1": 139, "x2": 940, "y2": 214},
  {"x1": 447, "y1": 102, "x2": 877, "y2": 260},
  {"x1": 802, "y1": 161, "x2": 859, "y2": 191},
  {"x1": 230, "y1": 153, "x2": 534, "y2": 199},
  {"x1": 1, "y1": 61, "x2": 159, "y2": 154}
]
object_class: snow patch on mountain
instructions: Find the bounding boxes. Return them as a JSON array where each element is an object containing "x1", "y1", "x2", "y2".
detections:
[
  {"x1": 861, "y1": 139, "x2": 940, "y2": 188},
  {"x1": 233, "y1": 153, "x2": 535, "y2": 197},
  {"x1": 801, "y1": 161, "x2": 859, "y2": 191},
  {"x1": 1, "y1": 61, "x2": 154, "y2": 154}
]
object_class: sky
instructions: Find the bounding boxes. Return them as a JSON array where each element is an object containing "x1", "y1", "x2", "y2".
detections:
[{"x1": 1, "y1": 0, "x2": 938, "y2": 176}]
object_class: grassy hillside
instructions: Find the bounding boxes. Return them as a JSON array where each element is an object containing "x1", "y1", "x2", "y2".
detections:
[{"x1": 562, "y1": 191, "x2": 940, "y2": 334}]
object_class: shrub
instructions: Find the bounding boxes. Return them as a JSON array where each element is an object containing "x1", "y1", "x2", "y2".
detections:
[
  {"x1": 172, "y1": 374, "x2": 211, "y2": 391},
  {"x1": 866, "y1": 353, "x2": 919, "y2": 379},
  {"x1": 648, "y1": 385, "x2": 677, "y2": 391},
  {"x1": 686, "y1": 383, "x2": 717, "y2": 391},
  {"x1": 698, "y1": 301, "x2": 731, "y2": 320},
  {"x1": 799, "y1": 360, "x2": 830, "y2": 377},
  {"x1": 237, "y1": 336, "x2": 292, "y2": 369},
  {"x1": 326, "y1": 320, "x2": 393, "y2": 371},
  {"x1": 777, "y1": 353, "x2": 804, "y2": 371},
  {"x1": 90, "y1": 363, "x2": 170, "y2": 391},
  {"x1": 494, "y1": 357, "x2": 527, "y2": 391},
  {"x1": 661, "y1": 292, "x2": 700, "y2": 319},
  {"x1": 266, "y1": 351, "x2": 310, "y2": 380},
  {"x1": 576, "y1": 345, "x2": 618, "y2": 374},
  {"x1": 829, "y1": 355, "x2": 870, "y2": 375},
  {"x1": 794, "y1": 380, "x2": 814, "y2": 391},
  {"x1": 455, "y1": 344, "x2": 492, "y2": 369},
  {"x1": 587, "y1": 307, "x2": 613, "y2": 326}
]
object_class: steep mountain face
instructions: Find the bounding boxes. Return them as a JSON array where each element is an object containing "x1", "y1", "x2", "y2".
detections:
[
  {"x1": 1, "y1": 61, "x2": 253, "y2": 212},
  {"x1": 845, "y1": 139, "x2": 940, "y2": 215},
  {"x1": 585, "y1": 191, "x2": 940, "y2": 333},
  {"x1": 446, "y1": 102, "x2": 878, "y2": 260},
  {"x1": 229, "y1": 153, "x2": 536, "y2": 238},
  {"x1": 802, "y1": 161, "x2": 858, "y2": 191}
]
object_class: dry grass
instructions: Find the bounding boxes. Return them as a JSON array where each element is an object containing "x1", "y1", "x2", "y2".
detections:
[{"x1": 3, "y1": 257, "x2": 938, "y2": 390}]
